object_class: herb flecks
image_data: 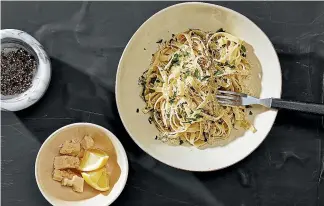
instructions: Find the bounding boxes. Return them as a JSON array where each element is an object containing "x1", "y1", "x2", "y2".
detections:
[
  {"x1": 184, "y1": 70, "x2": 191, "y2": 79},
  {"x1": 214, "y1": 70, "x2": 224, "y2": 76},
  {"x1": 201, "y1": 75, "x2": 210, "y2": 81},
  {"x1": 194, "y1": 69, "x2": 201, "y2": 80},
  {"x1": 148, "y1": 116, "x2": 153, "y2": 124},
  {"x1": 171, "y1": 53, "x2": 180, "y2": 65},
  {"x1": 169, "y1": 90, "x2": 177, "y2": 104},
  {"x1": 241, "y1": 45, "x2": 246, "y2": 53},
  {"x1": 194, "y1": 113, "x2": 203, "y2": 119},
  {"x1": 149, "y1": 76, "x2": 157, "y2": 84}
]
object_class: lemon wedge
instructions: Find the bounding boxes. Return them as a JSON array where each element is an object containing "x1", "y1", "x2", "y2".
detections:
[
  {"x1": 78, "y1": 149, "x2": 109, "y2": 172},
  {"x1": 82, "y1": 167, "x2": 110, "y2": 192}
]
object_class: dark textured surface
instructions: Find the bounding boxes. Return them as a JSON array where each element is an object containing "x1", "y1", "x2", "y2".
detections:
[{"x1": 1, "y1": 2, "x2": 324, "y2": 206}]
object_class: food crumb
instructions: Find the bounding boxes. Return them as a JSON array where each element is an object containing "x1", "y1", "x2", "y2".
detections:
[
  {"x1": 54, "y1": 156, "x2": 80, "y2": 170},
  {"x1": 61, "y1": 175, "x2": 84, "y2": 193},
  {"x1": 59, "y1": 140, "x2": 81, "y2": 156},
  {"x1": 81, "y1": 135, "x2": 94, "y2": 150}
]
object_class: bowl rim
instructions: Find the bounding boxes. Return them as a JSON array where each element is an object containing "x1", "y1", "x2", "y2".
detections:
[
  {"x1": 35, "y1": 122, "x2": 129, "y2": 206},
  {"x1": 115, "y1": 2, "x2": 282, "y2": 172},
  {"x1": 1, "y1": 29, "x2": 51, "y2": 112}
]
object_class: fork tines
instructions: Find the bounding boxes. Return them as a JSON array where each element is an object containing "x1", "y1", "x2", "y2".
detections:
[{"x1": 216, "y1": 90, "x2": 246, "y2": 106}]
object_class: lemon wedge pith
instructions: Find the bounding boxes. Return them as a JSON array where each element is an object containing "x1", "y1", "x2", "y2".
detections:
[
  {"x1": 82, "y1": 167, "x2": 110, "y2": 192},
  {"x1": 79, "y1": 149, "x2": 109, "y2": 172}
]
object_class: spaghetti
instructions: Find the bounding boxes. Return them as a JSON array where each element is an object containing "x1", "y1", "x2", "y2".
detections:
[{"x1": 138, "y1": 29, "x2": 256, "y2": 148}]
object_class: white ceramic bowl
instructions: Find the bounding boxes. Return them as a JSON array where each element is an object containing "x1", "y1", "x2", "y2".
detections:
[
  {"x1": 1, "y1": 29, "x2": 51, "y2": 111},
  {"x1": 116, "y1": 2, "x2": 281, "y2": 171},
  {"x1": 35, "y1": 123, "x2": 129, "y2": 206}
]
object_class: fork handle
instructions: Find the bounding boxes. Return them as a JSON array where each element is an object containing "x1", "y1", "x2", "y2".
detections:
[{"x1": 271, "y1": 98, "x2": 324, "y2": 115}]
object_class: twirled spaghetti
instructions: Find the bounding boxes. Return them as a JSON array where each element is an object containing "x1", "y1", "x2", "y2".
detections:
[{"x1": 138, "y1": 29, "x2": 256, "y2": 148}]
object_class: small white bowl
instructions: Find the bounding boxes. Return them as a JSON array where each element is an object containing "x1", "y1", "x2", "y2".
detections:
[
  {"x1": 35, "y1": 123, "x2": 129, "y2": 206},
  {"x1": 1, "y1": 29, "x2": 51, "y2": 111}
]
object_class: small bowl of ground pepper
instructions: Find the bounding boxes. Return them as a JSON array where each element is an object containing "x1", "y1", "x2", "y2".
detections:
[{"x1": 1, "y1": 29, "x2": 51, "y2": 111}]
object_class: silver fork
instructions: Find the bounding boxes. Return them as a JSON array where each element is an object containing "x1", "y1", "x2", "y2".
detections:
[{"x1": 216, "y1": 90, "x2": 324, "y2": 115}]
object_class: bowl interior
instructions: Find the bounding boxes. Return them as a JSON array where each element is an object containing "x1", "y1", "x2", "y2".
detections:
[
  {"x1": 116, "y1": 2, "x2": 281, "y2": 171},
  {"x1": 35, "y1": 123, "x2": 128, "y2": 206},
  {"x1": 1, "y1": 38, "x2": 39, "y2": 100}
]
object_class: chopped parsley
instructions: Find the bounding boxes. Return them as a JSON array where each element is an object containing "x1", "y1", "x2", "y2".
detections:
[
  {"x1": 214, "y1": 70, "x2": 224, "y2": 76},
  {"x1": 184, "y1": 70, "x2": 191, "y2": 78},
  {"x1": 241, "y1": 45, "x2": 246, "y2": 52},
  {"x1": 169, "y1": 91, "x2": 177, "y2": 104},
  {"x1": 171, "y1": 53, "x2": 180, "y2": 66},
  {"x1": 173, "y1": 53, "x2": 179, "y2": 61},
  {"x1": 194, "y1": 114, "x2": 203, "y2": 119},
  {"x1": 194, "y1": 69, "x2": 201, "y2": 79},
  {"x1": 201, "y1": 75, "x2": 210, "y2": 81}
]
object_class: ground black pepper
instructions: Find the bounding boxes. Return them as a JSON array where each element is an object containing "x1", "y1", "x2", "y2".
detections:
[{"x1": 1, "y1": 48, "x2": 36, "y2": 95}]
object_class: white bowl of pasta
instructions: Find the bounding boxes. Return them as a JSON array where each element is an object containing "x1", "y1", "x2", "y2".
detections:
[{"x1": 116, "y1": 2, "x2": 281, "y2": 171}]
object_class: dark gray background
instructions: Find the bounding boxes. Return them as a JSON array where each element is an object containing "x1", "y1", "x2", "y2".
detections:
[{"x1": 1, "y1": 1, "x2": 324, "y2": 206}]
